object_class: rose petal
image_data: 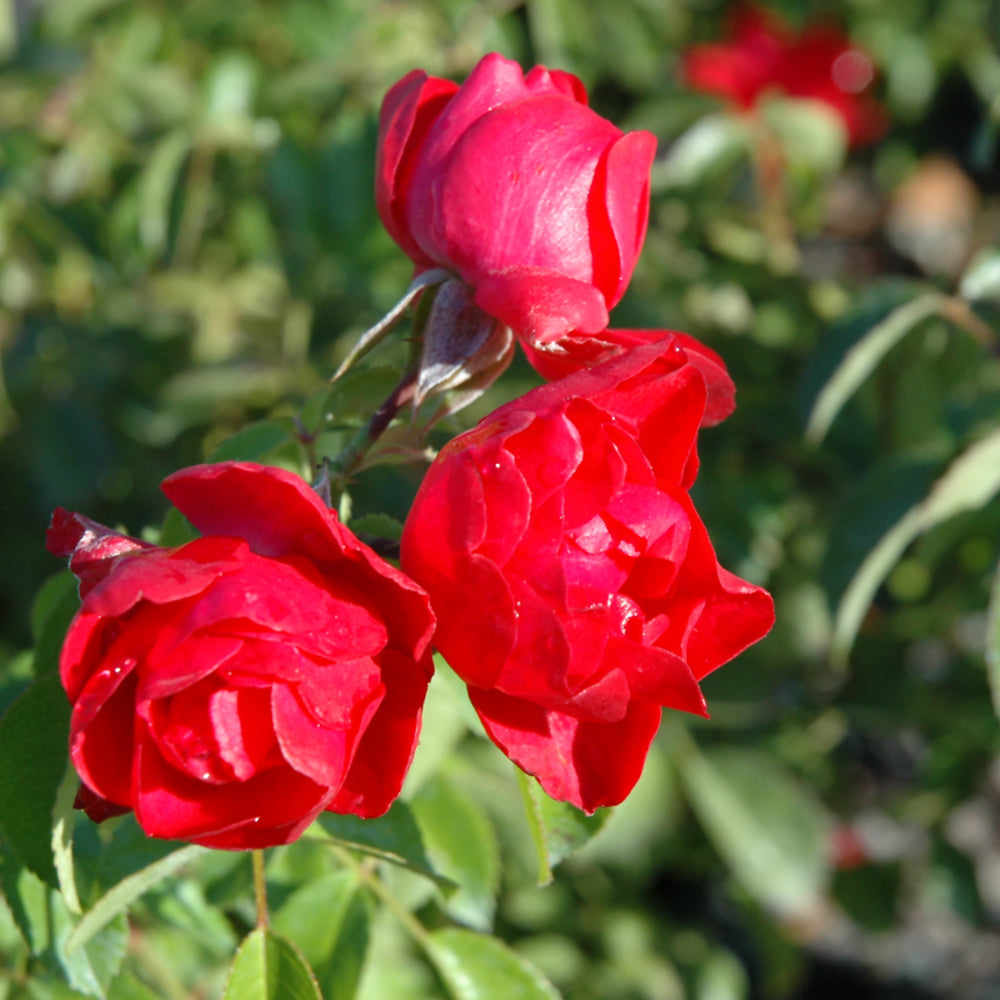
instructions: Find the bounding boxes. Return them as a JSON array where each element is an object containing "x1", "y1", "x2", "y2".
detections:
[
  {"x1": 524, "y1": 64, "x2": 588, "y2": 103},
  {"x1": 376, "y1": 69, "x2": 459, "y2": 264},
  {"x1": 430, "y1": 97, "x2": 619, "y2": 282},
  {"x1": 328, "y1": 648, "x2": 432, "y2": 818},
  {"x1": 164, "y1": 463, "x2": 429, "y2": 646},
  {"x1": 83, "y1": 537, "x2": 248, "y2": 619},
  {"x1": 46, "y1": 508, "x2": 154, "y2": 597},
  {"x1": 70, "y1": 670, "x2": 139, "y2": 808},
  {"x1": 133, "y1": 728, "x2": 330, "y2": 847},
  {"x1": 470, "y1": 687, "x2": 663, "y2": 812},
  {"x1": 136, "y1": 634, "x2": 243, "y2": 701},
  {"x1": 475, "y1": 269, "x2": 610, "y2": 344},
  {"x1": 271, "y1": 683, "x2": 359, "y2": 789},
  {"x1": 294, "y1": 656, "x2": 384, "y2": 730},
  {"x1": 180, "y1": 553, "x2": 388, "y2": 661},
  {"x1": 589, "y1": 130, "x2": 657, "y2": 308}
]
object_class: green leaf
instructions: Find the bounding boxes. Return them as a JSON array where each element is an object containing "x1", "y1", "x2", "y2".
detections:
[
  {"x1": 324, "y1": 366, "x2": 400, "y2": 424},
  {"x1": 66, "y1": 844, "x2": 206, "y2": 955},
  {"x1": 805, "y1": 292, "x2": 944, "y2": 444},
  {"x1": 222, "y1": 927, "x2": 322, "y2": 1000},
  {"x1": 347, "y1": 512, "x2": 404, "y2": 543},
  {"x1": 655, "y1": 114, "x2": 749, "y2": 189},
  {"x1": 52, "y1": 764, "x2": 81, "y2": 915},
  {"x1": 272, "y1": 870, "x2": 370, "y2": 1000},
  {"x1": 108, "y1": 970, "x2": 166, "y2": 1000},
  {"x1": 986, "y1": 555, "x2": 1000, "y2": 720},
  {"x1": 0, "y1": 837, "x2": 49, "y2": 951},
  {"x1": 427, "y1": 928, "x2": 562, "y2": 1000},
  {"x1": 208, "y1": 421, "x2": 293, "y2": 463},
  {"x1": 30, "y1": 572, "x2": 79, "y2": 678},
  {"x1": 0, "y1": 674, "x2": 71, "y2": 885},
  {"x1": 917, "y1": 427, "x2": 1000, "y2": 523},
  {"x1": 51, "y1": 906, "x2": 128, "y2": 999},
  {"x1": 158, "y1": 507, "x2": 199, "y2": 548},
  {"x1": 412, "y1": 776, "x2": 499, "y2": 930},
  {"x1": 0, "y1": 841, "x2": 128, "y2": 999},
  {"x1": 959, "y1": 246, "x2": 1000, "y2": 303},
  {"x1": 73, "y1": 815, "x2": 193, "y2": 902},
  {"x1": 517, "y1": 771, "x2": 610, "y2": 886},
  {"x1": 680, "y1": 745, "x2": 831, "y2": 918},
  {"x1": 833, "y1": 427, "x2": 1000, "y2": 666},
  {"x1": 761, "y1": 97, "x2": 847, "y2": 176},
  {"x1": 138, "y1": 129, "x2": 191, "y2": 256},
  {"x1": 316, "y1": 801, "x2": 446, "y2": 886}
]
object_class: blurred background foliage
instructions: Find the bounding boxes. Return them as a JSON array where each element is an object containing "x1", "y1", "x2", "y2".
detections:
[{"x1": 3, "y1": 0, "x2": 1000, "y2": 998}]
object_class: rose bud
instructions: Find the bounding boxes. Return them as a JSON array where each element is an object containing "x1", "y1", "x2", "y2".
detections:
[{"x1": 376, "y1": 52, "x2": 657, "y2": 347}]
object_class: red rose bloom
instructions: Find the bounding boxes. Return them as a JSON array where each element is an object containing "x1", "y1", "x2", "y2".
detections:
[
  {"x1": 48, "y1": 462, "x2": 435, "y2": 849},
  {"x1": 682, "y1": 6, "x2": 886, "y2": 147},
  {"x1": 376, "y1": 52, "x2": 657, "y2": 347},
  {"x1": 401, "y1": 340, "x2": 773, "y2": 811}
]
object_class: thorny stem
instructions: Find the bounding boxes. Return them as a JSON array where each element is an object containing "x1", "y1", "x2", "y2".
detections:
[
  {"x1": 749, "y1": 118, "x2": 794, "y2": 250},
  {"x1": 329, "y1": 359, "x2": 421, "y2": 494},
  {"x1": 326, "y1": 285, "x2": 437, "y2": 501},
  {"x1": 252, "y1": 849, "x2": 269, "y2": 929},
  {"x1": 939, "y1": 295, "x2": 998, "y2": 350},
  {"x1": 293, "y1": 415, "x2": 320, "y2": 475}
]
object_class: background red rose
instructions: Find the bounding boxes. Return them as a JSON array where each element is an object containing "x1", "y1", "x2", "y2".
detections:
[
  {"x1": 683, "y1": 6, "x2": 887, "y2": 147},
  {"x1": 48, "y1": 462, "x2": 435, "y2": 849},
  {"x1": 376, "y1": 52, "x2": 657, "y2": 346},
  {"x1": 401, "y1": 341, "x2": 773, "y2": 811}
]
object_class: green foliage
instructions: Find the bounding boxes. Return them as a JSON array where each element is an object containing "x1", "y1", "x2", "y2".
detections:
[
  {"x1": 272, "y1": 871, "x2": 371, "y2": 1000},
  {"x1": 518, "y1": 773, "x2": 610, "y2": 887},
  {"x1": 317, "y1": 802, "x2": 445, "y2": 886},
  {"x1": 67, "y1": 846, "x2": 207, "y2": 956},
  {"x1": 30, "y1": 573, "x2": 80, "y2": 680},
  {"x1": 0, "y1": 675, "x2": 71, "y2": 885},
  {"x1": 222, "y1": 928, "x2": 322, "y2": 1000},
  {"x1": 680, "y1": 744, "x2": 831, "y2": 918},
  {"x1": 427, "y1": 928, "x2": 562, "y2": 1000},
  {"x1": 412, "y1": 776, "x2": 500, "y2": 931},
  {"x1": 4, "y1": 0, "x2": 1000, "y2": 997}
]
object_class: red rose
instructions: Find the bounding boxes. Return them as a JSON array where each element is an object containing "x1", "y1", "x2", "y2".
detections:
[
  {"x1": 401, "y1": 340, "x2": 773, "y2": 811},
  {"x1": 47, "y1": 462, "x2": 435, "y2": 849},
  {"x1": 682, "y1": 6, "x2": 886, "y2": 147},
  {"x1": 521, "y1": 328, "x2": 737, "y2": 427},
  {"x1": 376, "y1": 52, "x2": 657, "y2": 347}
]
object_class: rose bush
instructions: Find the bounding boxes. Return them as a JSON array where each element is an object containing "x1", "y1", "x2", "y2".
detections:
[
  {"x1": 376, "y1": 52, "x2": 657, "y2": 347},
  {"x1": 401, "y1": 340, "x2": 774, "y2": 811},
  {"x1": 47, "y1": 461, "x2": 435, "y2": 849},
  {"x1": 682, "y1": 6, "x2": 886, "y2": 147}
]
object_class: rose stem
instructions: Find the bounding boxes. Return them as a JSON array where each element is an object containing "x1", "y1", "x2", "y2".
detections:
[
  {"x1": 252, "y1": 849, "x2": 269, "y2": 929},
  {"x1": 327, "y1": 284, "x2": 435, "y2": 500},
  {"x1": 327, "y1": 842, "x2": 429, "y2": 946},
  {"x1": 750, "y1": 118, "x2": 793, "y2": 247},
  {"x1": 329, "y1": 360, "x2": 420, "y2": 493}
]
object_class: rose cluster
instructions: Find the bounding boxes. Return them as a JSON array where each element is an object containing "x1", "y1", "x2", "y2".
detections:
[{"x1": 51, "y1": 52, "x2": 773, "y2": 848}]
